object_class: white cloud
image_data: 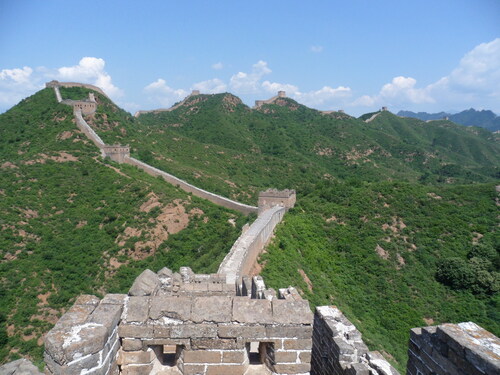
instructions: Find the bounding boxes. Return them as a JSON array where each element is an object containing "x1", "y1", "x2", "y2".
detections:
[
  {"x1": 229, "y1": 60, "x2": 272, "y2": 94},
  {"x1": 352, "y1": 38, "x2": 500, "y2": 112},
  {"x1": 192, "y1": 78, "x2": 227, "y2": 94},
  {"x1": 144, "y1": 78, "x2": 188, "y2": 107},
  {"x1": 310, "y1": 45, "x2": 324, "y2": 53},
  {"x1": 262, "y1": 81, "x2": 299, "y2": 95},
  {"x1": 212, "y1": 62, "x2": 224, "y2": 70},
  {"x1": 295, "y1": 86, "x2": 352, "y2": 107},
  {"x1": 56, "y1": 57, "x2": 123, "y2": 98},
  {"x1": 0, "y1": 66, "x2": 43, "y2": 108}
]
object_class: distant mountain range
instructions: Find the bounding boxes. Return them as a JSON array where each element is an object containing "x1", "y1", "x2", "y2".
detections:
[{"x1": 397, "y1": 108, "x2": 500, "y2": 132}]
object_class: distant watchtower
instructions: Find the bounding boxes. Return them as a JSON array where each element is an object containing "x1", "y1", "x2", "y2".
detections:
[
  {"x1": 277, "y1": 91, "x2": 286, "y2": 98},
  {"x1": 103, "y1": 145, "x2": 130, "y2": 163},
  {"x1": 258, "y1": 189, "x2": 296, "y2": 215}
]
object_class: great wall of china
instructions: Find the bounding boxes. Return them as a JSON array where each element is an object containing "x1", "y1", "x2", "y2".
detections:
[{"x1": 2, "y1": 82, "x2": 498, "y2": 375}]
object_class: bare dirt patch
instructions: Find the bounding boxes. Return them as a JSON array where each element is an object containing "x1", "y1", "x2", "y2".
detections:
[
  {"x1": 427, "y1": 192, "x2": 442, "y2": 200},
  {"x1": 472, "y1": 232, "x2": 483, "y2": 245},
  {"x1": 423, "y1": 317, "x2": 435, "y2": 325},
  {"x1": 57, "y1": 131, "x2": 74, "y2": 140},
  {"x1": 382, "y1": 217, "x2": 406, "y2": 233},
  {"x1": 24, "y1": 152, "x2": 79, "y2": 164},
  {"x1": 298, "y1": 269, "x2": 313, "y2": 292},
  {"x1": 1, "y1": 162, "x2": 18, "y2": 169},
  {"x1": 76, "y1": 220, "x2": 87, "y2": 228},
  {"x1": 375, "y1": 244, "x2": 389, "y2": 260},
  {"x1": 396, "y1": 253, "x2": 405, "y2": 269}
]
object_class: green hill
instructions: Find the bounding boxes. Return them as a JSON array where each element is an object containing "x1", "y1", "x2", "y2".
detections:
[
  {"x1": 0, "y1": 87, "x2": 498, "y2": 371},
  {"x1": 0, "y1": 88, "x2": 246, "y2": 366}
]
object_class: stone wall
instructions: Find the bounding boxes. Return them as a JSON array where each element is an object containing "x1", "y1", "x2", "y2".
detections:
[
  {"x1": 125, "y1": 157, "x2": 258, "y2": 215},
  {"x1": 46, "y1": 80, "x2": 109, "y2": 99},
  {"x1": 102, "y1": 145, "x2": 130, "y2": 163},
  {"x1": 44, "y1": 294, "x2": 126, "y2": 375},
  {"x1": 218, "y1": 205, "x2": 286, "y2": 284},
  {"x1": 407, "y1": 322, "x2": 500, "y2": 375},
  {"x1": 258, "y1": 189, "x2": 296, "y2": 215},
  {"x1": 311, "y1": 306, "x2": 400, "y2": 375},
  {"x1": 254, "y1": 91, "x2": 287, "y2": 108},
  {"x1": 134, "y1": 90, "x2": 201, "y2": 117},
  {"x1": 73, "y1": 108, "x2": 105, "y2": 149}
]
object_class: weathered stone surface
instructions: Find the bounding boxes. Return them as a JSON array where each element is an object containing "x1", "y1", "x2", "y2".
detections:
[
  {"x1": 272, "y1": 299, "x2": 313, "y2": 325},
  {"x1": 222, "y1": 350, "x2": 246, "y2": 363},
  {"x1": 266, "y1": 325, "x2": 312, "y2": 339},
  {"x1": 101, "y1": 293, "x2": 127, "y2": 305},
  {"x1": 171, "y1": 324, "x2": 218, "y2": 339},
  {"x1": 120, "y1": 363, "x2": 153, "y2": 375},
  {"x1": 191, "y1": 338, "x2": 240, "y2": 350},
  {"x1": 284, "y1": 338, "x2": 312, "y2": 350},
  {"x1": 274, "y1": 350, "x2": 298, "y2": 362},
  {"x1": 183, "y1": 349, "x2": 221, "y2": 363},
  {"x1": 218, "y1": 324, "x2": 267, "y2": 339},
  {"x1": 191, "y1": 296, "x2": 232, "y2": 323},
  {"x1": 118, "y1": 323, "x2": 153, "y2": 339},
  {"x1": 232, "y1": 298, "x2": 273, "y2": 324},
  {"x1": 74, "y1": 295, "x2": 100, "y2": 306},
  {"x1": 181, "y1": 364, "x2": 205, "y2": 375},
  {"x1": 122, "y1": 338, "x2": 143, "y2": 351},
  {"x1": 206, "y1": 364, "x2": 248, "y2": 375},
  {"x1": 273, "y1": 362, "x2": 311, "y2": 373},
  {"x1": 149, "y1": 296, "x2": 192, "y2": 320},
  {"x1": 117, "y1": 348, "x2": 155, "y2": 365},
  {"x1": 0, "y1": 358, "x2": 43, "y2": 375},
  {"x1": 53, "y1": 304, "x2": 95, "y2": 329},
  {"x1": 153, "y1": 324, "x2": 171, "y2": 338},
  {"x1": 88, "y1": 302, "x2": 123, "y2": 336},
  {"x1": 128, "y1": 269, "x2": 160, "y2": 296},
  {"x1": 158, "y1": 267, "x2": 173, "y2": 278},
  {"x1": 125, "y1": 296, "x2": 150, "y2": 323}
]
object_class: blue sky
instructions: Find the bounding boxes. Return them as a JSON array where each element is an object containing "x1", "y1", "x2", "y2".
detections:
[{"x1": 1, "y1": 0, "x2": 499, "y2": 116}]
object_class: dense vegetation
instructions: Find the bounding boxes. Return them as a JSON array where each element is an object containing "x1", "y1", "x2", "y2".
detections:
[
  {"x1": 0, "y1": 89, "x2": 246, "y2": 366},
  {"x1": 0, "y1": 87, "x2": 498, "y2": 371}
]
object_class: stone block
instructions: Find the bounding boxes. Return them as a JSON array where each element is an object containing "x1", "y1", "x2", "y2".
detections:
[
  {"x1": 142, "y1": 338, "x2": 190, "y2": 348},
  {"x1": 153, "y1": 324, "x2": 172, "y2": 338},
  {"x1": 218, "y1": 324, "x2": 267, "y2": 339},
  {"x1": 74, "y1": 295, "x2": 100, "y2": 306},
  {"x1": 122, "y1": 338, "x2": 143, "y2": 351},
  {"x1": 45, "y1": 323, "x2": 108, "y2": 364},
  {"x1": 181, "y1": 364, "x2": 205, "y2": 375},
  {"x1": 120, "y1": 363, "x2": 153, "y2": 375},
  {"x1": 183, "y1": 349, "x2": 222, "y2": 364},
  {"x1": 208, "y1": 283, "x2": 223, "y2": 292},
  {"x1": 126, "y1": 296, "x2": 150, "y2": 323},
  {"x1": 129, "y1": 269, "x2": 160, "y2": 296},
  {"x1": 158, "y1": 267, "x2": 173, "y2": 278},
  {"x1": 119, "y1": 323, "x2": 153, "y2": 339},
  {"x1": 150, "y1": 296, "x2": 192, "y2": 320},
  {"x1": 299, "y1": 350, "x2": 311, "y2": 362},
  {"x1": 222, "y1": 350, "x2": 246, "y2": 363},
  {"x1": 206, "y1": 364, "x2": 248, "y2": 375},
  {"x1": 171, "y1": 324, "x2": 218, "y2": 339},
  {"x1": 272, "y1": 299, "x2": 313, "y2": 324},
  {"x1": 266, "y1": 325, "x2": 312, "y2": 339},
  {"x1": 101, "y1": 293, "x2": 127, "y2": 305},
  {"x1": 273, "y1": 362, "x2": 311, "y2": 374},
  {"x1": 275, "y1": 350, "x2": 298, "y2": 362},
  {"x1": 191, "y1": 296, "x2": 232, "y2": 323},
  {"x1": 54, "y1": 304, "x2": 95, "y2": 329},
  {"x1": 283, "y1": 339, "x2": 312, "y2": 350},
  {"x1": 191, "y1": 338, "x2": 240, "y2": 350},
  {"x1": 232, "y1": 298, "x2": 273, "y2": 324},
  {"x1": 117, "y1": 348, "x2": 155, "y2": 365},
  {"x1": 88, "y1": 302, "x2": 123, "y2": 336}
]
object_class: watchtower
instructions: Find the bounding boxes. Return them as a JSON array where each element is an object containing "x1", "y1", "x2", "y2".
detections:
[
  {"x1": 103, "y1": 144, "x2": 130, "y2": 163},
  {"x1": 258, "y1": 188, "x2": 296, "y2": 215}
]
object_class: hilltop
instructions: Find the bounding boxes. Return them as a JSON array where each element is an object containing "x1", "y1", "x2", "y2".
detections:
[{"x1": 0, "y1": 86, "x2": 498, "y2": 371}]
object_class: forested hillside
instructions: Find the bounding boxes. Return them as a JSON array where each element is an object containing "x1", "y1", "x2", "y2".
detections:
[
  {"x1": 0, "y1": 89, "x2": 246, "y2": 366},
  {"x1": 0, "y1": 87, "x2": 498, "y2": 371}
]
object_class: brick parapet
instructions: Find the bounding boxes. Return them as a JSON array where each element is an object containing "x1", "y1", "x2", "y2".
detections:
[
  {"x1": 407, "y1": 322, "x2": 500, "y2": 375},
  {"x1": 311, "y1": 306, "x2": 400, "y2": 375},
  {"x1": 44, "y1": 294, "x2": 126, "y2": 375}
]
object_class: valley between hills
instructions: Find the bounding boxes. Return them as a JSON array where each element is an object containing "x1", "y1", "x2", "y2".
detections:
[{"x1": 0, "y1": 86, "x2": 498, "y2": 372}]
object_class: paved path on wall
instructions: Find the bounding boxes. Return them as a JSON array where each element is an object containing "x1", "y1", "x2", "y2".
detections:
[
  {"x1": 365, "y1": 112, "x2": 381, "y2": 123},
  {"x1": 218, "y1": 205, "x2": 286, "y2": 284}
]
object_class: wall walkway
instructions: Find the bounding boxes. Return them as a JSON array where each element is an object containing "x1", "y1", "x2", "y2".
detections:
[{"x1": 218, "y1": 205, "x2": 285, "y2": 284}]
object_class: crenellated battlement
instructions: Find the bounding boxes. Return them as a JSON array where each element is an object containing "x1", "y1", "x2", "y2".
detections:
[{"x1": 102, "y1": 144, "x2": 130, "y2": 163}]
